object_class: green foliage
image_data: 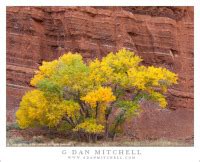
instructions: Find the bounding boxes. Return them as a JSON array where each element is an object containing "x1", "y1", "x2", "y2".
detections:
[
  {"x1": 16, "y1": 49, "x2": 178, "y2": 142},
  {"x1": 37, "y1": 79, "x2": 63, "y2": 98},
  {"x1": 116, "y1": 100, "x2": 141, "y2": 117}
]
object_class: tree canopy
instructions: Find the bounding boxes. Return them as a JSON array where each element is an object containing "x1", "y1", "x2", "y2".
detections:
[{"x1": 16, "y1": 49, "x2": 178, "y2": 142}]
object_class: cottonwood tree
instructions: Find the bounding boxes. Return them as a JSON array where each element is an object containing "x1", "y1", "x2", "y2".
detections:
[{"x1": 16, "y1": 49, "x2": 178, "y2": 142}]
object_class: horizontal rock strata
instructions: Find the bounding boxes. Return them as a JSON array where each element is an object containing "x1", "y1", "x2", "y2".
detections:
[{"x1": 6, "y1": 7, "x2": 194, "y2": 141}]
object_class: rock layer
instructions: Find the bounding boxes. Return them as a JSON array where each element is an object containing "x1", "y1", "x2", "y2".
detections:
[{"x1": 6, "y1": 7, "x2": 194, "y2": 140}]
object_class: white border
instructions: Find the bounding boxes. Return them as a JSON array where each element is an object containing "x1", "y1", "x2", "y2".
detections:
[
  {"x1": 4, "y1": 0, "x2": 195, "y2": 6},
  {"x1": 0, "y1": 0, "x2": 199, "y2": 162}
]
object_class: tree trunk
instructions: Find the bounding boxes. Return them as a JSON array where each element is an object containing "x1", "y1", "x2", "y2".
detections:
[
  {"x1": 92, "y1": 134, "x2": 97, "y2": 143},
  {"x1": 105, "y1": 120, "x2": 109, "y2": 140},
  {"x1": 104, "y1": 105, "x2": 113, "y2": 139},
  {"x1": 95, "y1": 102, "x2": 100, "y2": 123},
  {"x1": 88, "y1": 134, "x2": 91, "y2": 143}
]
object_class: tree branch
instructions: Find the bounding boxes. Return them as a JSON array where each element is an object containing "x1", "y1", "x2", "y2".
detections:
[{"x1": 62, "y1": 116, "x2": 75, "y2": 127}]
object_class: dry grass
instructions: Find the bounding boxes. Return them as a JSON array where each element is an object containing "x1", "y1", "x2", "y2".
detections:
[
  {"x1": 6, "y1": 123, "x2": 193, "y2": 147},
  {"x1": 7, "y1": 137, "x2": 192, "y2": 147}
]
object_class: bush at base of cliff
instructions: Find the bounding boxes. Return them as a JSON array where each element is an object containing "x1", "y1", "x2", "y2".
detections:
[{"x1": 16, "y1": 49, "x2": 178, "y2": 142}]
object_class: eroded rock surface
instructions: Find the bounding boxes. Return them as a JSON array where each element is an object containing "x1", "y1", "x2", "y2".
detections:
[{"x1": 6, "y1": 7, "x2": 194, "y2": 140}]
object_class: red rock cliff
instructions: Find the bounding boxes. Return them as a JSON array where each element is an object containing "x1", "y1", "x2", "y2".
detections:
[{"x1": 6, "y1": 7, "x2": 194, "y2": 140}]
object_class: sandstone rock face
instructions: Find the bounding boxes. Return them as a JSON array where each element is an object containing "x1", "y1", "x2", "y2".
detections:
[{"x1": 6, "y1": 7, "x2": 194, "y2": 140}]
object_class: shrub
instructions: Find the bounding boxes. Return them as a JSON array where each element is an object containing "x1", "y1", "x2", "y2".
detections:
[{"x1": 16, "y1": 49, "x2": 178, "y2": 142}]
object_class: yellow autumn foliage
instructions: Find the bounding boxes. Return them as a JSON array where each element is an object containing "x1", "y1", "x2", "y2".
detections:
[
  {"x1": 128, "y1": 65, "x2": 178, "y2": 93},
  {"x1": 59, "y1": 52, "x2": 83, "y2": 65},
  {"x1": 16, "y1": 90, "x2": 47, "y2": 128},
  {"x1": 16, "y1": 49, "x2": 178, "y2": 141},
  {"x1": 88, "y1": 48, "x2": 142, "y2": 87},
  {"x1": 30, "y1": 60, "x2": 58, "y2": 86},
  {"x1": 81, "y1": 87, "x2": 116, "y2": 108},
  {"x1": 150, "y1": 91, "x2": 167, "y2": 108},
  {"x1": 16, "y1": 90, "x2": 81, "y2": 128},
  {"x1": 73, "y1": 119, "x2": 104, "y2": 134}
]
